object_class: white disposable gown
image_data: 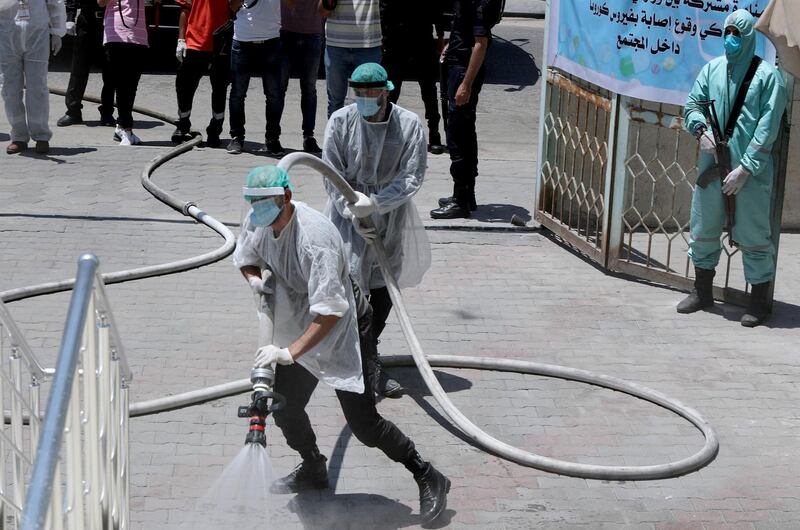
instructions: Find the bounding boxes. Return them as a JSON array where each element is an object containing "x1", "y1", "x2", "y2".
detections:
[
  {"x1": 233, "y1": 201, "x2": 364, "y2": 393},
  {"x1": 322, "y1": 103, "x2": 431, "y2": 291},
  {"x1": 0, "y1": 0, "x2": 65, "y2": 142}
]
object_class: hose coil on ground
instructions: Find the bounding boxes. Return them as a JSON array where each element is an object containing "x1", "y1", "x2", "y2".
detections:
[{"x1": 2, "y1": 92, "x2": 719, "y2": 481}]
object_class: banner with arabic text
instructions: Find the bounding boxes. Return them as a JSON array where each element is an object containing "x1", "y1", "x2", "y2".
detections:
[{"x1": 547, "y1": 0, "x2": 775, "y2": 105}]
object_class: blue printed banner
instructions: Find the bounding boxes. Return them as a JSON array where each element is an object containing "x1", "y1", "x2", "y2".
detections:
[{"x1": 547, "y1": 0, "x2": 774, "y2": 105}]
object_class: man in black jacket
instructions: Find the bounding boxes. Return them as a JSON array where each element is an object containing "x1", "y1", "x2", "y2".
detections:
[
  {"x1": 380, "y1": 0, "x2": 446, "y2": 155},
  {"x1": 430, "y1": 0, "x2": 503, "y2": 219},
  {"x1": 56, "y1": 0, "x2": 114, "y2": 127}
]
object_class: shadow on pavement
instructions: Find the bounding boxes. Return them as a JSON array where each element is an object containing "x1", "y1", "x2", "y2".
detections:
[
  {"x1": 472, "y1": 203, "x2": 532, "y2": 223},
  {"x1": 710, "y1": 299, "x2": 800, "y2": 329},
  {"x1": 0, "y1": 212, "x2": 194, "y2": 224},
  {"x1": 766, "y1": 300, "x2": 800, "y2": 329},
  {"x1": 288, "y1": 490, "x2": 433, "y2": 530},
  {"x1": 133, "y1": 119, "x2": 168, "y2": 130},
  {"x1": 484, "y1": 35, "x2": 540, "y2": 89},
  {"x1": 386, "y1": 368, "x2": 478, "y2": 448},
  {"x1": 32, "y1": 146, "x2": 97, "y2": 157},
  {"x1": 0, "y1": 132, "x2": 9, "y2": 142}
]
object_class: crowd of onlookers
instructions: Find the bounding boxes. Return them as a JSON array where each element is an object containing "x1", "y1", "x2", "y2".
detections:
[{"x1": 1, "y1": 0, "x2": 504, "y2": 219}]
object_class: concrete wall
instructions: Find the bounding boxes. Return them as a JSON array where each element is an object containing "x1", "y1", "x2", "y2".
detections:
[{"x1": 781, "y1": 83, "x2": 800, "y2": 229}]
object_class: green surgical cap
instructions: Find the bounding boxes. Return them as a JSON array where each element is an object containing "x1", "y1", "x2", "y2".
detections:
[
  {"x1": 243, "y1": 165, "x2": 293, "y2": 202},
  {"x1": 349, "y1": 62, "x2": 395, "y2": 92}
]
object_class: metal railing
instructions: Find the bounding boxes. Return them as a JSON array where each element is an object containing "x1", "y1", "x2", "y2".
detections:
[
  {"x1": 535, "y1": 67, "x2": 794, "y2": 306},
  {"x1": 0, "y1": 255, "x2": 131, "y2": 529}
]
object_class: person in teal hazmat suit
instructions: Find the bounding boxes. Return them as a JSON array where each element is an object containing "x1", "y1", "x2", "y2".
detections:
[{"x1": 680, "y1": 9, "x2": 787, "y2": 327}]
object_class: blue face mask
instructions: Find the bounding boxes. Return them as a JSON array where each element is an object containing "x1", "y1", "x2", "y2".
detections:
[
  {"x1": 250, "y1": 199, "x2": 282, "y2": 227},
  {"x1": 355, "y1": 96, "x2": 381, "y2": 118},
  {"x1": 724, "y1": 34, "x2": 742, "y2": 55}
]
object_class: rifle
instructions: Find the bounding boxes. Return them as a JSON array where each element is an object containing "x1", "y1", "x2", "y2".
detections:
[{"x1": 695, "y1": 99, "x2": 736, "y2": 246}]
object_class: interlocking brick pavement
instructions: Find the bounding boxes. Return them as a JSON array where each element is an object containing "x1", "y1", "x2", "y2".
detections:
[{"x1": 2, "y1": 17, "x2": 800, "y2": 530}]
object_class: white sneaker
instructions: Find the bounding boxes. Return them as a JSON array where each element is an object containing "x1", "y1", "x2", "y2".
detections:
[
  {"x1": 113, "y1": 125, "x2": 123, "y2": 142},
  {"x1": 118, "y1": 129, "x2": 141, "y2": 146},
  {"x1": 118, "y1": 129, "x2": 132, "y2": 146}
]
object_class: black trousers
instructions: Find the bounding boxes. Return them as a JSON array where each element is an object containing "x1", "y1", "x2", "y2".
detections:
[
  {"x1": 272, "y1": 280, "x2": 415, "y2": 464},
  {"x1": 382, "y1": 35, "x2": 440, "y2": 132},
  {"x1": 368, "y1": 286, "x2": 393, "y2": 343},
  {"x1": 443, "y1": 62, "x2": 485, "y2": 203},
  {"x1": 175, "y1": 49, "x2": 230, "y2": 118},
  {"x1": 104, "y1": 43, "x2": 145, "y2": 129},
  {"x1": 64, "y1": 11, "x2": 113, "y2": 118}
]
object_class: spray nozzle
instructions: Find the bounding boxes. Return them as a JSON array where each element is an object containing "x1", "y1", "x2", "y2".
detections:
[{"x1": 238, "y1": 368, "x2": 286, "y2": 447}]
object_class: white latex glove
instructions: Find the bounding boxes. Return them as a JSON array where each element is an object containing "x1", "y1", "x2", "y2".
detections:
[
  {"x1": 721, "y1": 165, "x2": 750, "y2": 196},
  {"x1": 50, "y1": 35, "x2": 62, "y2": 55},
  {"x1": 254, "y1": 345, "x2": 294, "y2": 367},
  {"x1": 699, "y1": 130, "x2": 716, "y2": 153},
  {"x1": 348, "y1": 191, "x2": 377, "y2": 218},
  {"x1": 248, "y1": 269, "x2": 273, "y2": 295},
  {"x1": 352, "y1": 216, "x2": 377, "y2": 243},
  {"x1": 176, "y1": 39, "x2": 187, "y2": 62},
  {"x1": 65, "y1": 21, "x2": 76, "y2": 36}
]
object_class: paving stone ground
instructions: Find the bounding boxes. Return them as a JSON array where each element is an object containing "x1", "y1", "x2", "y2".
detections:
[{"x1": 2, "y1": 18, "x2": 800, "y2": 530}]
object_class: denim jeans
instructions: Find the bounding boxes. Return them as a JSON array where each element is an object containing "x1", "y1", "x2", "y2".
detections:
[
  {"x1": 324, "y1": 45, "x2": 382, "y2": 117},
  {"x1": 280, "y1": 31, "x2": 322, "y2": 137},
  {"x1": 229, "y1": 38, "x2": 284, "y2": 141}
]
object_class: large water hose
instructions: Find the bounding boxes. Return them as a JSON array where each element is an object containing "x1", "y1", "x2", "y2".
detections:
[
  {"x1": 3, "y1": 92, "x2": 719, "y2": 481},
  {"x1": 0, "y1": 134, "x2": 236, "y2": 304}
]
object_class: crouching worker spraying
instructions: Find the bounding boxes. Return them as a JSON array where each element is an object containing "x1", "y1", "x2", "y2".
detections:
[
  {"x1": 681, "y1": 9, "x2": 787, "y2": 327},
  {"x1": 232, "y1": 165, "x2": 450, "y2": 525}
]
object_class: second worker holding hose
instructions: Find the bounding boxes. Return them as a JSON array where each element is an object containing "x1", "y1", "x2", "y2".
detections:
[{"x1": 322, "y1": 63, "x2": 432, "y2": 398}]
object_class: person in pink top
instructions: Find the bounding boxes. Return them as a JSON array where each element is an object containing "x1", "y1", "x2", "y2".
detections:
[{"x1": 98, "y1": 0, "x2": 148, "y2": 146}]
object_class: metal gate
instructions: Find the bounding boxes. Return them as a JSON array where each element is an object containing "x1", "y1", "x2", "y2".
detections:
[{"x1": 535, "y1": 68, "x2": 794, "y2": 305}]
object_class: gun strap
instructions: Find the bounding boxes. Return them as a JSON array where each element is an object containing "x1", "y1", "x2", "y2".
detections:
[{"x1": 723, "y1": 56, "x2": 761, "y2": 142}]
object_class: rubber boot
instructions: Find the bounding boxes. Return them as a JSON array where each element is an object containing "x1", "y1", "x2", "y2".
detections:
[
  {"x1": 270, "y1": 453, "x2": 328, "y2": 494},
  {"x1": 677, "y1": 267, "x2": 715, "y2": 314},
  {"x1": 413, "y1": 462, "x2": 451, "y2": 525},
  {"x1": 741, "y1": 282, "x2": 771, "y2": 327}
]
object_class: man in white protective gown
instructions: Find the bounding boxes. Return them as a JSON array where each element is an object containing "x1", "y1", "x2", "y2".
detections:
[
  {"x1": 322, "y1": 62, "x2": 431, "y2": 398},
  {"x1": 0, "y1": 0, "x2": 65, "y2": 154},
  {"x1": 232, "y1": 165, "x2": 450, "y2": 525}
]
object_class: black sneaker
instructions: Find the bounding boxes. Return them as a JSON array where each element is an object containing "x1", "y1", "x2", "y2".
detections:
[
  {"x1": 415, "y1": 464, "x2": 451, "y2": 525},
  {"x1": 227, "y1": 137, "x2": 244, "y2": 154},
  {"x1": 428, "y1": 131, "x2": 444, "y2": 155},
  {"x1": 430, "y1": 201, "x2": 471, "y2": 219},
  {"x1": 303, "y1": 136, "x2": 321, "y2": 154},
  {"x1": 438, "y1": 195, "x2": 478, "y2": 212},
  {"x1": 57, "y1": 113, "x2": 82, "y2": 127},
  {"x1": 263, "y1": 139, "x2": 285, "y2": 157},
  {"x1": 377, "y1": 371, "x2": 404, "y2": 398},
  {"x1": 270, "y1": 456, "x2": 329, "y2": 494},
  {"x1": 171, "y1": 118, "x2": 192, "y2": 144}
]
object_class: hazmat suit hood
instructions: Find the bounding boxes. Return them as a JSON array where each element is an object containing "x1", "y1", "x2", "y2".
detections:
[{"x1": 725, "y1": 9, "x2": 757, "y2": 64}]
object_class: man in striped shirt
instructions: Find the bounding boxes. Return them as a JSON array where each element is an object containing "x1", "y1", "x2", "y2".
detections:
[{"x1": 320, "y1": 0, "x2": 382, "y2": 116}]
